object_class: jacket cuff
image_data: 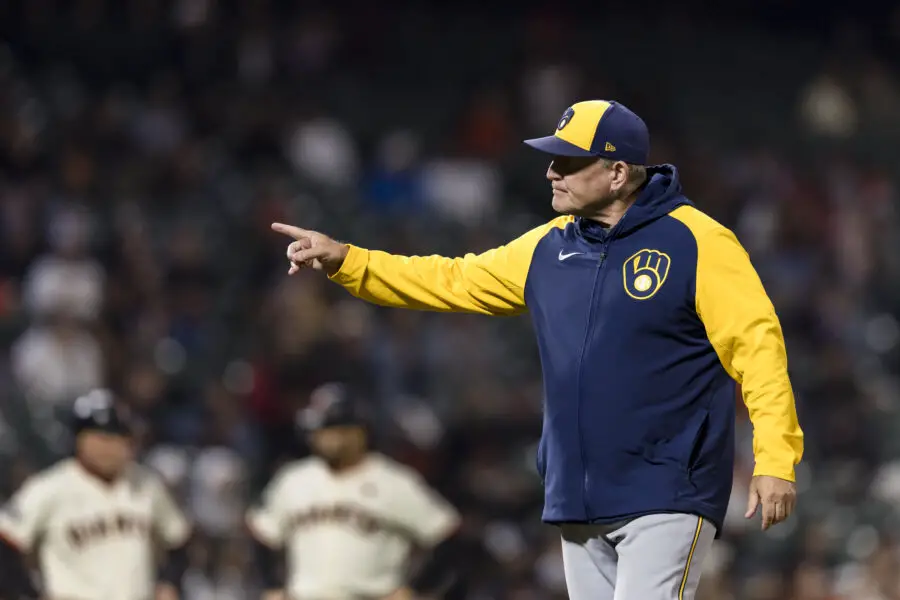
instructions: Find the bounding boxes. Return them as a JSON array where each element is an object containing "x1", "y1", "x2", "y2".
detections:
[
  {"x1": 328, "y1": 245, "x2": 368, "y2": 287},
  {"x1": 752, "y1": 462, "x2": 796, "y2": 482}
]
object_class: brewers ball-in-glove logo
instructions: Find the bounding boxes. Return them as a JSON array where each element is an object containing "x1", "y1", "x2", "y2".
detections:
[
  {"x1": 557, "y1": 107, "x2": 575, "y2": 131},
  {"x1": 623, "y1": 249, "x2": 671, "y2": 300}
]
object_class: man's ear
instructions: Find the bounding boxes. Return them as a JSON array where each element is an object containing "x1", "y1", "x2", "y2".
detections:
[{"x1": 611, "y1": 161, "x2": 630, "y2": 190}]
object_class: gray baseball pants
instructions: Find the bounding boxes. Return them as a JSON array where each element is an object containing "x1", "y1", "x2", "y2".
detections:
[{"x1": 560, "y1": 513, "x2": 715, "y2": 600}]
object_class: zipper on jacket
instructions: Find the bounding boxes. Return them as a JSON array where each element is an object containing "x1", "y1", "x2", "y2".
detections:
[{"x1": 575, "y1": 245, "x2": 609, "y2": 518}]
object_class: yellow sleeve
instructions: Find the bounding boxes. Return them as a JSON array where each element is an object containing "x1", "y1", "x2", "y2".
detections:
[
  {"x1": 695, "y1": 227, "x2": 804, "y2": 481},
  {"x1": 328, "y1": 216, "x2": 571, "y2": 315}
]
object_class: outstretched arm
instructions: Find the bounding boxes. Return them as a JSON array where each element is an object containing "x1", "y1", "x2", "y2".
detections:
[{"x1": 272, "y1": 218, "x2": 571, "y2": 315}]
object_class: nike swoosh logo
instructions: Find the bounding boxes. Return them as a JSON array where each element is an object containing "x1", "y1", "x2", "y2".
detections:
[{"x1": 558, "y1": 251, "x2": 583, "y2": 261}]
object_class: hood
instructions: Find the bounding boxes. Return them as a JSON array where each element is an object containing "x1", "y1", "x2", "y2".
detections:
[{"x1": 577, "y1": 164, "x2": 692, "y2": 241}]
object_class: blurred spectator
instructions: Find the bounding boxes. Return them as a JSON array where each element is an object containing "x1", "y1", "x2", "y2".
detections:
[
  {"x1": 362, "y1": 129, "x2": 425, "y2": 215},
  {"x1": 799, "y1": 71, "x2": 858, "y2": 138},
  {"x1": 286, "y1": 117, "x2": 359, "y2": 189},
  {"x1": 22, "y1": 205, "x2": 103, "y2": 321},
  {"x1": 421, "y1": 158, "x2": 501, "y2": 225},
  {"x1": 189, "y1": 445, "x2": 247, "y2": 538},
  {"x1": 11, "y1": 205, "x2": 105, "y2": 409},
  {"x1": 10, "y1": 309, "x2": 104, "y2": 409}
]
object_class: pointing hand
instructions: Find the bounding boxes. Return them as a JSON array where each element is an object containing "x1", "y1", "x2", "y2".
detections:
[{"x1": 271, "y1": 223, "x2": 349, "y2": 276}]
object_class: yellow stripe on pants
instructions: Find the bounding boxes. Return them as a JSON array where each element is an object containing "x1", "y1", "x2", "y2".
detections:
[{"x1": 678, "y1": 517, "x2": 704, "y2": 600}]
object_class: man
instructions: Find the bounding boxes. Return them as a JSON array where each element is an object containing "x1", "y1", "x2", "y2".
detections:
[
  {"x1": 272, "y1": 100, "x2": 804, "y2": 600},
  {"x1": 0, "y1": 388, "x2": 192, "y2": 600},
  {"x1": 246, "y1": 382, "x2": 464, "y2": 600}
]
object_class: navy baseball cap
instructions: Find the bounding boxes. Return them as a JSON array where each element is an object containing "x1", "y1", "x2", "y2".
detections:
[
  {"x1": 71, "y1": 389, "x2": 132, "y2": 436},
  {"x1": 297, "y1": 383, "x2": 368, "y2": 433},
  {"x1": 524, "y1": 100, "x2": 650, "y2": 165}
]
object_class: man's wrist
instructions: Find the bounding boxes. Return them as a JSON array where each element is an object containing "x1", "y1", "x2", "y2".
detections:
[
  {"x1": 328, "y1": 244, "x2": 366, "y2": 281},
  {"x1": 752, "y1": 465, "x2": 796, "y2": 482},
  {"x1": 327, "y1": 243, "x2": 350, "y2": 275}
]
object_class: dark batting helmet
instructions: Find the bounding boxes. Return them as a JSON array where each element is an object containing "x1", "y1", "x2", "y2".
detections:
[
  {"x1": 297, "y1": 383, "x2": 368, "y2": 433},
  {"x1": 71, "y1": 389, "x2": 132, "y2": 436}
]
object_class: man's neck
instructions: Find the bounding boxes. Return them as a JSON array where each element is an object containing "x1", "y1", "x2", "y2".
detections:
[
  {"x1": 325, "y1": 451, "x2": 369, "y2": 475},
  {"x1": 585, "y1": 194, "x2": 638, "y2": 228},
  {"x1": 75, "y1": 458, "x2": 122, "y2": 486}
]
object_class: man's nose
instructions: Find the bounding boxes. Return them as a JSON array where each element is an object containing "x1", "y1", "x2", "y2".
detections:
[{"x1": 546, "y1": 162, "x2": 561, "y2": 181}]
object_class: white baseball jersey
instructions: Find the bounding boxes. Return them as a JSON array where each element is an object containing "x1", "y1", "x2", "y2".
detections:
[
  {"x1": 247, "y1": 453, "x2": 460, "y2": 600},
  {"x1": 0, "y1": 458, "x2": 191, "y2": 600}
]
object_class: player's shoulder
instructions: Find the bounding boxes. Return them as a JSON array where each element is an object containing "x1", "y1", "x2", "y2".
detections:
[
  {"x1": 547, "y1": 214, "x2": 576, "y2": 229},
  {"x1": 269, "y1": 457, "x2": 325, "y2": 486},
  {"x1": 668, "y1": 205, "x2": 734, "y2": 243},
  {"x1": 366, "y1": 453, "x2": 429, "y2": 487},
  {"x1": 128, "y1": 462, "x2": 170, "y2": 492},
  {"x1": 509, "y1": 215, "x2": 574, "y2": 246},
  {"x1": 35, "y1": 458, "x2": 80, "y2": 484},
  {"x1": 14, "y1": 458, "x2": 78, "y2": 498},
  {"x1": 534, "y1": 215, "x2": 575, "y2": 238}
]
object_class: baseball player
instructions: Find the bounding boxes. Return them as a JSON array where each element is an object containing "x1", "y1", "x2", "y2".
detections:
[
  {"x1": 0, "y1": 388, "x2": 192, "y2": 600},
  {"x1": 246, "y1": 382, "x2": 463, "y2": 600},
  {"x1": 271, "y1": 99, "x2": 805, "y2": 600}
]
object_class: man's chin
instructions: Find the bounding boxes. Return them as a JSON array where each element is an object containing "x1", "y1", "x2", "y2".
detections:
[
  {"x1": 551, "y1": 195, "x2": 573, "y2": 214},
  {"x1": 550, "y1": 195, "x2": 576, "y2": 215}
]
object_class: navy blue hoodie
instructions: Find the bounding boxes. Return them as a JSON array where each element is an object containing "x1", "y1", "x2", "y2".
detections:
[{"x1": 331, "y1": 164, "x2": 803, "y2": 534}]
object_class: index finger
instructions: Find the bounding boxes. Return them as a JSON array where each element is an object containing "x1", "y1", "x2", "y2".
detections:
[{"x1": 271, "y1": 222, "x2": 311, "y2": 240}]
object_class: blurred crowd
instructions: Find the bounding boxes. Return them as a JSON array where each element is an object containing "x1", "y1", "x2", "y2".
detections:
[{"x1": 1, "y1": 1, "x2": 900, "y2": 599}]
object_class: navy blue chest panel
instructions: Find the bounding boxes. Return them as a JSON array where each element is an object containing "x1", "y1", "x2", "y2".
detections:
[
  {"x1": 523, "y1": 216, "x2": 710, "y2": 390},
  {"x1": 525, "y1": 217, "x2": 705, "y2": 341}
]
